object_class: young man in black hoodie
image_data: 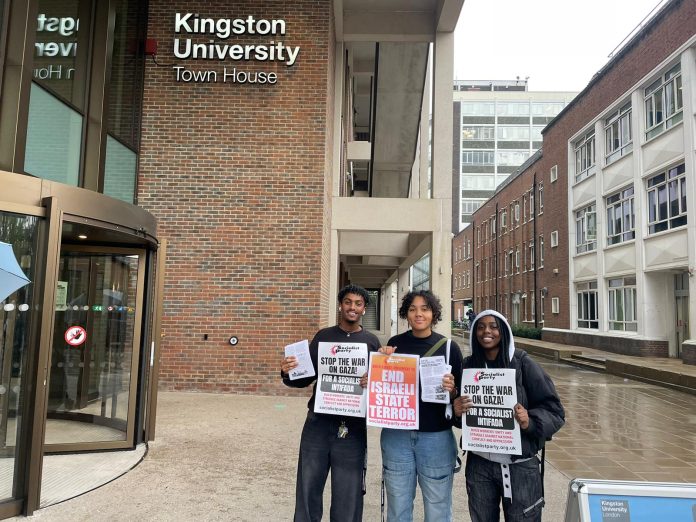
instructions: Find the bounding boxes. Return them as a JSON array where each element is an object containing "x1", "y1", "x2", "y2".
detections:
[{"x1": 454, "y1": 310, "x2": 564, "y2": 522}]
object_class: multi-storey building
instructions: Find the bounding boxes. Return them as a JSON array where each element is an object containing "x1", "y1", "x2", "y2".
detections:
[
  {"x1": 0, "y1": 0, "x2": 463, "y2": 515},
  {"x1": 454, "y1": 0, "x2": 696, "y2": 364},
  {"x1": 452, "y1": 80, "x2": 575, "y2": 232}
]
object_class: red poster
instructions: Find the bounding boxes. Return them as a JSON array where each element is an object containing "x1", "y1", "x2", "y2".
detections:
[{"x1": 366, "y1": 352, "x2": 419, "y2": 429}]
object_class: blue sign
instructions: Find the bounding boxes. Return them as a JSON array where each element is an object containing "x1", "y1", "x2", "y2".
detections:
[{"x1": 588, "y1": 494, "x2": 696, "y2": 521}]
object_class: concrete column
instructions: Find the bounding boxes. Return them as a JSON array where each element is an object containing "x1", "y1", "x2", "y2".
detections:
[
  {"x1": 397, "y1": 266, "x2": 410, "y2": 334},
  {"x1": 430, "y1": 31, "x2": 454, "y2": 336},
  {"x1": 682, "y1": 47, "x2": 696, "y2": 350}
]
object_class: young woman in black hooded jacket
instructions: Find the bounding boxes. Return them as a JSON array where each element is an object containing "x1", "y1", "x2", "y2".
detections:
[{"x1": 454, "y1": 309, "x2": 564, "y2": 522}]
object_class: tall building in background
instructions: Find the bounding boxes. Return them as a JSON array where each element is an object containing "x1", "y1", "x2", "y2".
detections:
[{"x1": 452, "y1": 80, "x2": 576, "y2": 232}]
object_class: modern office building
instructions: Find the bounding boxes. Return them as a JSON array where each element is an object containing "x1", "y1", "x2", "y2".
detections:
[
  {"x1": 453, "y1": 80, "x2": 575, "y2": 232},
  {"x1": 0, "y1": 0, "x2": 462, "y2": 515},
  {"x1": 453, "y1": 0, "x2": 696, "y2": 363}
]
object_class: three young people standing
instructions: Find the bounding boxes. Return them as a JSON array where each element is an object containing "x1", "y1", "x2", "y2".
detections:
[{"x1": 282, "y1": 287, "x2": 564, "y2": 522}]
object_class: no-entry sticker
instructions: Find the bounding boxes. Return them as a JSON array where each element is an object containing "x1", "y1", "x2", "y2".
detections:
[{"x1": 64, "y1": 326, "x2": 87, "y2": 346}]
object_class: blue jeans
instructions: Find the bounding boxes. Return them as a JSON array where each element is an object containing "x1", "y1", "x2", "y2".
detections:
[
  {"x1": 380, "y1": 429, "x2": 457, "y2": 522},
  {"x1": 294, "y1": 412, "x2": 366, "y2": 522}
]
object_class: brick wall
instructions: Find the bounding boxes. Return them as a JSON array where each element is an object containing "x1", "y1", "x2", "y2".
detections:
[{"x1": 139, "y1": 0, "x2": 334, "y2": 393}]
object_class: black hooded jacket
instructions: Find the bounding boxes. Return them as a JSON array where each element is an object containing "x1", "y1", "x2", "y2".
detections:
[{"x1": 463, "y1": 309, "x2": 565, "y2": 461}]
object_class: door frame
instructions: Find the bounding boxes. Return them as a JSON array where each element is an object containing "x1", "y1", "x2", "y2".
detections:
[{"x1": 44, "y1": 244, "x2": 147, "y2": 453}]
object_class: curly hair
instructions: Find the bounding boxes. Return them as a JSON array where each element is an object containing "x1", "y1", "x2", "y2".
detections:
[
  {"x1": 337, "y1": 284, "x2": 371, "y2": 307},
  {"x1": 398, "y1": 290, "x2": 442, "y2": 325}
]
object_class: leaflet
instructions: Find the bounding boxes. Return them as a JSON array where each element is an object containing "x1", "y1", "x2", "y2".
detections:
[
  {"x1": 284, "y1": 339, "x2": 315, "y2": 380},
  {"x1": 420, "y1": 356, "x2": 451, "y2": 404}
]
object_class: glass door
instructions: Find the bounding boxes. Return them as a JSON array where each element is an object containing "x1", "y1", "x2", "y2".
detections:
[{"x1": 45, "y1": 247, "x2": 145, "y2": 451}]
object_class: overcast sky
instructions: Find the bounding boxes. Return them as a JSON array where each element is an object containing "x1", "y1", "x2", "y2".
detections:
[{"x1": 453, "y1": 0, "x2": 666, "y2": 92}]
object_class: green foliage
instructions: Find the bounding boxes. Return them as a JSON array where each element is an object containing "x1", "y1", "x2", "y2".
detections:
[{"x1": 511, "y1": 324, "x2": 542, "y2": 340}]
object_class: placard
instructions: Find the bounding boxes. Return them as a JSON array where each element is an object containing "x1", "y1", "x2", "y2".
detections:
[
  {"x1": 314, "y1": 342, "x2": 368, "y2": 417},
  {"x1": 366, "y1": 352, "x2": 419, "y2": 429},
  {"x1": 461, "y1": 368, "x2": 521, "y2": 455}
]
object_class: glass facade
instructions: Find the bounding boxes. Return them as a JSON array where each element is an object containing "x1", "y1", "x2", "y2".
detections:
[
  {"x1": 0, "y1": 212, "x2": 41, "y2": 501},
  {"x1": 0, "y1": 1, "x2": 156, "y2": 514},
  {"x1": 21, "y1": 0, "x2": 146, "y2": 203}
]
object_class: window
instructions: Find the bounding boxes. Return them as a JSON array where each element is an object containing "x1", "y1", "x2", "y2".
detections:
[
  {"x1": 608, "y1": 277, "x2": 637, "y2": 331},
  {"x1": 529, "y1": 241, "x2": 535, "y2": 269},
  {"x1": 477, "y1": 227, "x2": 481, "y2": 246},
  {"x1": 647, "y1": 163, "x2": 686, "y2": 234},
  {"x1": 539, "y1": 292, "x2": 545, "y2": 322},
  {"x1": 522, "y1": 194, "x2": 527, "y2": 222},
  {"x1": 462, "y1": 150, "x2": 495, "y2": 165},
  {"x1": 501, "y1": 210, "x2": 507, "y2": 230},
  {"x1": 508, "y1": 251, "x2": 513, "y2": 276},
  {"x1": 523, "y1": 241, "x2": 527, "y2": 271},
  {"x1": 461, "y1": 174, "x2": 496, "y2": 190},
  {"x1": 575, "y1": 204, "x2": 597, "y2": 254},
  {"x1": 574, "y1": 130, "x2": 596, "y2": 183},
  {"x1": 491, "y1": 216, "x2": 497, "y2": 238},
  {"x1": 466, "y1": 239, "x2": 471, "y2": 259},
  {"x1": 539, "y1": 235, "x2": 544, "y2": 267},
  {"x1": 498, "y1": 126, "x2": 530, "y2": 141},
  {"x1": 462, "y1": 199, "x2": 486, "y2": 215},
  {"x1": 576, "y1": 281, "x2": 599, "y2": 328},
  {"x1": 529, "y1": 189, "x2": 535, "y2": 220},
  {"x1": 514, "y1": 202, "x2": 520, "y2": 223},
  {"x1": 551, "y1": 297, "x2": 560, "y2": 314},
  {"x1": 497, "y1": 150, "x2": 531, "y2": 166},
  {"x1": 461, "y1": 102, "x2": 495, "y2": 116},
  {"x1": 606, "y1": 186, "x2": 635, "y2": 245},
  {"x1": 515, "y1": 247, "x2": 520, "y2": 273},
  {"x1": 605, "y1": 102, "x2": 632, "y2": 164},
  {"x1": 550, "y1": 230, "x2": 558, "y2": 248},
  {"x1": 550, "y1": 165, "x2": 558, "y2": 183},
  {"x1": 538, "y1": 183, "x2": 544, "y2": 214},
  {"x1": 461, "y1": 126, "x2": 495, "y2": 140},
  {"x1": 496, "y1": 102, "x2": 530, "y2": 116},
  {"x1": 504, "y1": 251, "x2": 509, "y2": 276},
  {"x1": 645, "y1": 64, "x2": 683, "y2": 140}
]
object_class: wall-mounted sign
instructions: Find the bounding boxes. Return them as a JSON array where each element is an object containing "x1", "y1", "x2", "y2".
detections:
[{"x1": 172, "y1": 13, "x2": 300, "y2": 85}]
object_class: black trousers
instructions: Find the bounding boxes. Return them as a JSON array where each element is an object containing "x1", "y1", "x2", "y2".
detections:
[
  {"x1": 294, "y1": 412, "x2": 366, "y2": 522},
  {"x1": 465, "y1": 452, "x2": 544, "y2": 522}
]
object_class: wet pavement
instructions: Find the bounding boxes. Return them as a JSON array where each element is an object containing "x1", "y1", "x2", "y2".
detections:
[
  {"x1": 15, "y1": 354, "x2": 696, "y2": 521},
  {"x1": 540, "y1": 358, "x2": 696, "y2": 483}
]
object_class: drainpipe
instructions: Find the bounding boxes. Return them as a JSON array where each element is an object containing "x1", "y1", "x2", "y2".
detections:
[
  {"x1": 495, "y1": 202, "x2": 499, "y2": 310},
  {"x1": 533, "y1": 172, "x2": 538, "y2": 328}
]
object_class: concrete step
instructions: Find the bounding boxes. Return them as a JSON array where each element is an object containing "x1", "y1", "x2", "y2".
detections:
[
  {"x1": 559, "y1": 356, "x2": 607, "y2": 372},
  {"x1": 571, "y1": 353, "x2": 608, "y2": 365}
]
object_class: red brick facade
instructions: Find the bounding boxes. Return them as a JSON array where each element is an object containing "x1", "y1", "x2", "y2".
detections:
[{"x1": 138, "y1": 0, "x2": 335, "y2": 393}]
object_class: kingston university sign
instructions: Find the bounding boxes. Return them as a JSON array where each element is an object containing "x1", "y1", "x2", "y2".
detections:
[{"x1": 172, "y1": 13, "x2": 301, "y2": 85}]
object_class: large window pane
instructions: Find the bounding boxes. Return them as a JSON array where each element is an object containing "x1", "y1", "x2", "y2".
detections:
[
  {"x1": 104, "y1": 136, "x2": 137, "y2": 203},
  {"x1": 0, "y1": 212, "x2": 41, "y2": 500},
  {"x1": 33, "y1": 0, "x2": 91, "y2": 107},
  {"x1": 25, "y1": 83, "x2": 83, "y2": 185}
]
